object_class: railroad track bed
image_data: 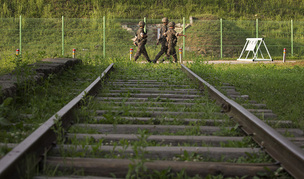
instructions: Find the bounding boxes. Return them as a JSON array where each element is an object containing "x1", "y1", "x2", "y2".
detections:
[
  {"x1": 1, "y1": 63, "x2": 303, "y2": 178},
  {"x1": 38, "y1": 64, "x2": 288, "y2": 178}
]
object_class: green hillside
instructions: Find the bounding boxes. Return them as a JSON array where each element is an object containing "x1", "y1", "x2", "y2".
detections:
[{"x1": 1, "y1": 0, "x2": 304, "y2": 20}]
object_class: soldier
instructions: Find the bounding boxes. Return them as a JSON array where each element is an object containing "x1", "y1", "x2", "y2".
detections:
[
  {"x1": 164, "y1": 21, "x2": 186, "y2": 63},
  {"x1": 153, "y1": 17, "x2": 169, "y2": 63},
  {"x1": 133, "y1": 21, "x2": 151, "y2": 63}
]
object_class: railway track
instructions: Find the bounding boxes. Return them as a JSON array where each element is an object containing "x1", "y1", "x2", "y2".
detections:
[{"x1": 0, "y1": 62, "x2": 303, "y2": 178}]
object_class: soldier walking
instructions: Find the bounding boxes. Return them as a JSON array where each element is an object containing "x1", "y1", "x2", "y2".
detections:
[
  {"x1": 133, "y1": 21, "x2": 151, "y2": 63},
  {"x1": 153, "y1": 17, "x2": 169, "y2": 63},
  {"x1": 164, "y1": 22, "x2": 186, "y2": 63}
]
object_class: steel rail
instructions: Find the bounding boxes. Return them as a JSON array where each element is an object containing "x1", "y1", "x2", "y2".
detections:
[
  {"x1": 181, "y1": 64, "x2": 304, "y2": 179},
  {"x1": 0, "y1": 63, "x2": 114, "y2": 179}
]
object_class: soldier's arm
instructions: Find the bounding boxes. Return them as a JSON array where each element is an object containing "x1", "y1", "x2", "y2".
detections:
[
  {"x1": 141, "y1": 33, "x2": 148, "y2": 39},
  {"x1": 133, "y1": 36, "x2": 138, "y2": 46},
  {"x1": 157, "y1": 27, "x2": 165, "y2": 43},
  {"x1": 156, "y1": 29, "x2": 161, "y2": 44},
  {"x1": 177, "y1": 33, "x2": 186, "y2": 37}
]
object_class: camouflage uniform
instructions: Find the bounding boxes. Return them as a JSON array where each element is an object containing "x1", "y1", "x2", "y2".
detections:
[
  {"x1": 134, "y1": 22, "x2": 151, "y2": 62},
  {"x1": 164, "y1": 28, "x2": 179, "y2": 63},
  {"x1": 153, "y1": 18, "x2": 169, "y2": 63}
]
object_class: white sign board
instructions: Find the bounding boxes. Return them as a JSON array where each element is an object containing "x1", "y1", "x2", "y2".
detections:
[
  {"x1": 237, "y1": 38, "x2": 272, "y2": 61},
  {"x1": 246, "y1": 39, "x2": 258, "y2": 51}
]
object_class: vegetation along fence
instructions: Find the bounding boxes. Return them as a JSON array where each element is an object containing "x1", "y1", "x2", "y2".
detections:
[{"x1": 1, "y1": 16, "x2": 304, "y2": 61}]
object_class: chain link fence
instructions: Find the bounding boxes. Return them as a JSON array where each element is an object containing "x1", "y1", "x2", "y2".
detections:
[{"x1": 1, "y1": 17, "x2": 304, "y2": 63}]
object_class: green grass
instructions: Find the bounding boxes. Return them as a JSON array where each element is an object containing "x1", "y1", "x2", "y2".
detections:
[
  {"x1": 188, "y1": 60, "x2": 304, "y2": 130},
  {"x1": 3, "y1": 58, "x2": 289, "y2": 178},
  {"x1": 0, "y1": 57, "x2": 296, "y2": 178},
  {"x1": 0, "y1": 56, "x2": 110, "y2": 150},
  {"x1": 1, "y1": 0, "x2": 304, "y2": 20}
]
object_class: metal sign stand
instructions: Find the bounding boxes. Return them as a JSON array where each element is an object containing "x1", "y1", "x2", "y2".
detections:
[{"x1": 237, "y1": 38, "x2": 272, "y2": 61}]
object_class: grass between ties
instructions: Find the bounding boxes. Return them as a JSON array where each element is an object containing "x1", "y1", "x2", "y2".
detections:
[
  {"x1": 0, "y1": 58, "x2": 294, "y2": 178},
  {"x1": 42, "y1": 60, "x2": 291, "y2": 178}
]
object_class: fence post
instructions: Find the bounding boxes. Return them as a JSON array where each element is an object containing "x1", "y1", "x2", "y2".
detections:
[
  {"x1": 183, "y1": 17, "x2": 185, "y2": 59},
  {"x1": 256, "y1": 19, "x2": 258, "y2": 38},
  {"x1": 220, "y1": 18, "x2": 223, "y2": 59},
  {"x1": 62, "y1": 16, "x2": 64, "y2": 56},
  {"x1": 130, "y1": 48, "x2": 133, "y2": 61},
  {"x1": 103, "y1": 16, "x2": 106, "y2": 58},
  {"x1": 283, "y1": 48, "x2": 286, "y2": 62},
  {"x1": 291, "y1": 19, "x2": 294, "y2": 57},
  {"x1": 144, "y1": 17, "x2": 146, "y2": 33},
  {"x1": 179, "y1": 48, "x2": 182, "y2": 63},
  {"x1": 72, "y1": 48, "x2": 76, "y2": 58},
  {"x1": 19, "y1": 15, "x2": 22, "y2": 55}
]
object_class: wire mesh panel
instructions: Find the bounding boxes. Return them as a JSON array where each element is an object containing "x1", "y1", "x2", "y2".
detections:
[
  {"x1": 0, "y1": 18, "x2": 19, "y2": 57},
  {"x1": 185, "y1": 19, "x2": 220, "y2": 60},
  {"x1": 259, "y1": 20, "x2": 291, "y2": 58},
  {"x1": 106, "y1": 18, "x2": 140, "y2": 59},
  {"x1": 293, "y1": 21, "x2": 304, "y2": 58},
  {"x1": 1, "y1": 17, "x2": 304, "y2": 64},
  {"x1": 65, "y1": 18, "x2": 103, "y2": 58},
  {"x1": 22, "y1": 18, "x2": 62, "y2": 57},
  {"x1": 0, "y1": 18, "x2": 20, "y2": 74},
  {"x1": 222, "y1": 20, "x2": 256, "y2": 59}
]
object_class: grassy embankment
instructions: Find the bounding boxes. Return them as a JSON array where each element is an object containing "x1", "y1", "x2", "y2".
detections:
[
  {"x1": 1, "y1": 0, "x2": 304, "y2": 20},
  {"x1": 0, "y1": 56, "x2": 112, "y2": 157},
  {"x1": 189, "y1": 61, "x2": 304, "y2": 131}
]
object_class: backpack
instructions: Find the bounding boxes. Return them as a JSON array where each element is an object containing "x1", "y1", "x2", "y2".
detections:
[{"x1": 166, "y1": 29, "x2": 177, "y2": 46}]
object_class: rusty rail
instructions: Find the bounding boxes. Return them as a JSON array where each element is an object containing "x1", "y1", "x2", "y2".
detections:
[{"x1": 0, "y1": 63, "x2": 114, "y2": 179}]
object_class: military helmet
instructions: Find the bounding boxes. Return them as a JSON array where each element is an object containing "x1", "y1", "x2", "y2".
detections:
[
  {"x1": 162, "y1": 17, "x2": 168, "y2": 23},
  {"x1": 168, "y1": 21, "x2": 175, "y2": 27},
  {"x1": 138, "y1": 21, "x2": 145, "y2": 27}
]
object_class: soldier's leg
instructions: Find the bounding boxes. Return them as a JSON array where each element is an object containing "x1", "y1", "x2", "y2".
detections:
[
  {"x1": 172, "y1": 53, "x2": 178, "y2": 63},
  {"x1": 134, "y1": 46, "x2": 141, "y2": 61},
  {"x1": 154, "y1": 50, "x2": 164, "y2": 63},
  {"x1": 166, "y1": 45, "x2": 175, "y2": 63},
  {"x1": 153, "y1": 43, "x2": 167, "y2": 63},
  {"x1": 164, "y1": 46, "x2": 170, "y2": 61},
  {"x1": 172, "y1": 48, "x2": 177, "y2": 63},
  {"x1": 142, "y1": 46, "x2": 151, "y2": 63}
]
